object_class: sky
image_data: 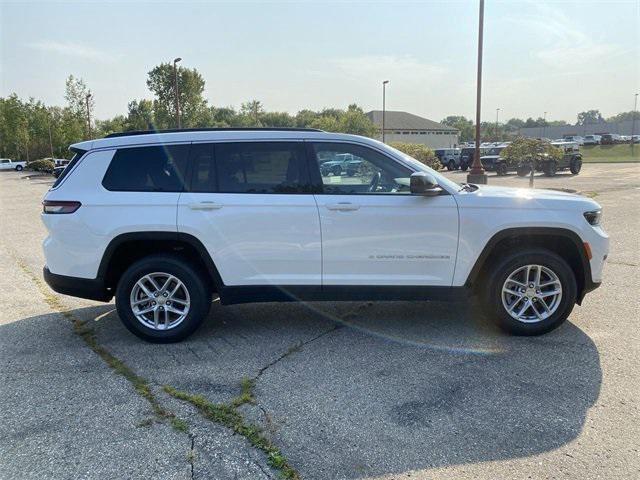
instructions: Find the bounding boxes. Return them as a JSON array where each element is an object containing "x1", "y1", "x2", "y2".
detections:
[{"x1": 1, "y1": 0, "x2": 639, "y2": 123}]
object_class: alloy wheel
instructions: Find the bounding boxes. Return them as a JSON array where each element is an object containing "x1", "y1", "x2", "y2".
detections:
[
  {"x1": 129, "y1": 272, "x2": 190, "y2": 330},
  {"x1": 501, "y1": 264, "x2": 563, "y2": 323}
]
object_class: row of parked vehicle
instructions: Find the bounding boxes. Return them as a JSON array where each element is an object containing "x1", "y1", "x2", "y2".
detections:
[
  {"x1": 553, "y1": 134, "x2": 639, "y2": 145},
  {"x1": 435, "y1": 140, "x2": 583, "y2": 177},
  {"x1": 0, "y1": 158, "x2": 70, "y2": 177}
]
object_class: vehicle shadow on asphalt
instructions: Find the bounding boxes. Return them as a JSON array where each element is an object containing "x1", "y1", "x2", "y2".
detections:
[{"x1": 9, "y1": 300, "x2": 602, "y2": 478}]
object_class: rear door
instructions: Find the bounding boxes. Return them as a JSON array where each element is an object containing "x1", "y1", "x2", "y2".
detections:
[
  {"x1": 177, "y1": 141, "x2": 321, "y2": 286},
  {"x1": 309, "y1": 141, "x2": 459, "y2": 286}
]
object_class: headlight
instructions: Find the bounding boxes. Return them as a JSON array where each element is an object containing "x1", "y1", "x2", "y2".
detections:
[{"x1": 584, "y1": 210, "x2": 602, "y2": 226}]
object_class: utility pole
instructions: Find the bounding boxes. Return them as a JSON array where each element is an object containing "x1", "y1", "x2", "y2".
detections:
[
  {"x1": 632, "y1": 93, "x2": 638, "y2": 154},
  {"x1": 542, "y1": 111, "x2": 548, "y2": 139},
  {"x1": 85, "y1": 93, "x2": 92, "y2": 139},
  {"x1": 382, "y1": 80, "x2": 389, "y2": 143},
  {"x1": 495, "y1": 108, "x2": 500, "y2": 141},
  {"x1": 48, "y1": 116, "x2": 55, "y2": 159},
  {"x1": 467, "y1": 0, "x2": 487, "y2": 185},
  {"x1": 173, "y1": 57, "x2": 182, "y2": 129}
]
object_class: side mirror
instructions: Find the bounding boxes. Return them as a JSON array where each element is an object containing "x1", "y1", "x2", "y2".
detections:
[{"x1": 410, "y1": 172, "x2": 440, "y2": 196}]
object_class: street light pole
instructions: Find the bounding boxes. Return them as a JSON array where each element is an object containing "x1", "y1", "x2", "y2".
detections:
[
  {"x1": 48, "y1": 117, "x2": 54, "y2": 159},
  {"x1": 382, "y1": 80, "x2": 389, "y2": 143},
  {"x1": 467, "y1": 0, "x2": 487, "y2": 184},
  {"x1": 495, "y1": 108, "x2": 500, "y2": 141},
  {"x1": 85, "y1": 93, "x2": 92, "y2": 139},
  {"x1": 631, "y1": 93, "x2": 638, "y2": 154},
  {"x1": 173, "y1": 57, "x2": 182, "y2": 129},
  {"x1": 542, "y1": 111, "x2": 548, "y2": 139}
]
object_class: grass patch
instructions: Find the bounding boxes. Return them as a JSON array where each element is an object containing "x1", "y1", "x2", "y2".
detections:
[
  {"x1": 581, "y1": 144, "x2": 639, "y2": 163},
  {"x1": 163, "y1": 384, "x2": 300, "y2": 480}
]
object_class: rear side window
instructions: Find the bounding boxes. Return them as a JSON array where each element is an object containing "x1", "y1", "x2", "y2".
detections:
[
  {"x1": 214, "y1": 142, "x2": 310, "y2": 194},
  {"x1": 51, "y1": 150, "x2": 85, "y2": 189},
  {"x1": 102, "y1": 145, "x2": 190, "y2": 192}
]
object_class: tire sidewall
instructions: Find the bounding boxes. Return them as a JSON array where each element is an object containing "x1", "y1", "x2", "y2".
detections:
[
  {"x1": 570, "y1": 158, "x2": 582, "y2": 174},
  {"x1": 485, "y1": 250, "x2": 577, "y2": 335},
  {"x1": 115, "y1": 256, "x2": 211, "y2": 343}
]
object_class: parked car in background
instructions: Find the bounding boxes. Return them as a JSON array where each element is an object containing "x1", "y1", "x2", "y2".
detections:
[
  {"x1": 562, "y1": 135, "x2": 584, "y2": 145},
  {"x1": 0, "y1": 159, "x2": 27, "y2": 171},
  {"x1": 479, "y1": 144, "x2": 510, "y2": 175},
  {"x1": 434, "y1": 148, "x2": 462, "y2": 170},
  {"x1": 583, "y1": 135, "x2": 601, "y2": 145},
  {"x1": 631, "y1": 135, "x2": 640, "y2": 144},
  {"x1": 540, "y1": 141, "x2": 582, "y2": 176},
  {"x1": 600, "y1": 134, "x2": 621, "y2": 145},
  {"x1": 53, "y1": 165, "x2": 67, "y2": 178},
  {"x1": 319, "y1": 153, "x2": 363, "y2": 176}
]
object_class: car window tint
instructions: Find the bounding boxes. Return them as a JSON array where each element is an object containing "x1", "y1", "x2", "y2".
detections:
[
  {"x1": 311, "y1": 142, "x2": 412, "y2": 195},
  {"x1": 102, "y1": 145, "x2": 190, "y2": 192},
  {"x1": 189, "y1": 143, "x2": 216, "y2": 193},
  {"x1": 215, "y1": 142, "x2": 310, "y2": 194}
]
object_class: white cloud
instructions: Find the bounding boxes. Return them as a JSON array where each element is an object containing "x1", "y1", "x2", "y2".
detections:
[
  {"x1": 325, "y1": 55, "x2": 448, "y2": 85},
  {"x1": 27, "y1": 40, "x2": 119, "y2": 62}
]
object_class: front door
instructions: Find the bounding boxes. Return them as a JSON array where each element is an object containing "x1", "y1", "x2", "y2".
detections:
[
  {"x1": 178, "y1": 141, "x2": 321, "y2": 286},
  {"x1": 309, "y1": 142, "x2": 458, "y2": 286}
]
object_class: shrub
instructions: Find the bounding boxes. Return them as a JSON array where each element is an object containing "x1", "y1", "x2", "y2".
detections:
[
  {"x1": 501, "y1": 137, "x2": 563, "y2": 168},
  {"x1": 28, "y1": 159, "x2": 55, "y2": 172},
  {"x1": 389, "y1": 142, "x2": 440, "y2": 170}
]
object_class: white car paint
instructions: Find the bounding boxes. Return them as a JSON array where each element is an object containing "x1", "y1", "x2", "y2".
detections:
[
  {"x1": 42, "y1": 130, "x2": 608, "y2": 295},
  {"x1": 0, "y1": 159, "x2": 26, "y2": 170}
]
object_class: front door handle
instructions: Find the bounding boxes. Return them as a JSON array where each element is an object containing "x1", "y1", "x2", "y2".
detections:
[
  {"x1": 326, "y1": 202, "x2": 360, "y2": 211},
  {"x1": 188, "y1": 201, "x2": 223, "y2": 210}
]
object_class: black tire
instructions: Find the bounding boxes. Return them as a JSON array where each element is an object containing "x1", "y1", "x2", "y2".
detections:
[
  {"x1": 496, "y1": 162, "x2": 508, "y2": 176},
  {"x1": 461, "y1": 162, "x2": 469, "y2": 172},
  {"x1": 115, "y1": 254, "x2": 212, "y2": 343},
  {"x1": 447, "y1": 160, "x2": 456, "y2": 171},
  {"x1": 332, "y1": 165, "x2": 342, "y2": 176},
  {"x1": 15, "y1": 165, "x2": 23, "y2": 171},
  {"x1": 482, "y1": 248, "x2": 577, "y2": 336},
  {"x1": 570, "y1": 157, "x2": 582, "y2": 174},
  {"x1": 516, "y1": 165, "x2": 531, "y2": 177},
  {"x1": 543, "y1": 160, "x2": 557, "y2": 176}
]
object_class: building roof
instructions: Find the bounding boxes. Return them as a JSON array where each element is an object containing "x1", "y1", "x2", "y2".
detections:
[{"x1": 367, "y1": 110, "x2": 458, "y2": 132}]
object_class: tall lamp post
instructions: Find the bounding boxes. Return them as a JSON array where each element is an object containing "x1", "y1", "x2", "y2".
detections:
[
  {"x1": 467, "y1": 0, "x2": 487, "y2": 184},
  {"x1": 173, "y1": 57, "x2": 182, "y2": 129},
  {"x1": 632, "y1": 93, "x2": 638, "y2": 154},
  {"x1": 382, "y1": 80, "x2": 389, "y2": 143},
  {"x1": 495, "y1": 108, "x2": 500, "y2": 141},
  {"x1": 85, "y1": 92, "x2": 92, "y2": 139},
  {"x1": 542, "y1": 111, "x2": 548, "y2": 139}
]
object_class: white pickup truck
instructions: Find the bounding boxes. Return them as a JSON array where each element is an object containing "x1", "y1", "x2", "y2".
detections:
[{"x1": 0, "y1": 159, "x2": 27, "y2": 171}]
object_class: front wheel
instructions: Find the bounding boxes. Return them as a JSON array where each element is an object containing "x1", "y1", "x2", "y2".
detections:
[
  {"x1": 15, "y1": 165, "x2": 23, "y2": 171},
  {"x1": 496, "y1": 162, "x2": 508, "y2": 176},
  {"x1": 516, "y1": 165, "x2": 531, "y2": 177},
  {"x1": 115, "y1": 255, "x2": 212, "y2": 343},
  {"x1": 447, "y1": 160, "x2": 456, "y2": 171},
  {"x1": 482, "y1": 249, "x2": 576, "y2": 335},
  {"x1": 460, "y1": 162, "x2": 469, "y2": 172},
  {"x1": 570, "y1": 157, "x2": 582, "y2": 174},
  {"x1": 543, "y1": 161, "x2": 557, "y2": 176}
]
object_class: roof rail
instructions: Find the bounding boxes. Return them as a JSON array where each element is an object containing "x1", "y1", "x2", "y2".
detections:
[{"x1": 104, "y1": 127, "x2": 322, "y2": 138}]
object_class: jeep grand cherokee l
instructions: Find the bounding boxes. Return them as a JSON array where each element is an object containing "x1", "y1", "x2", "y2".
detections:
[{"x1": 42, "y1": 128, "x2": 608, "y2": 342}]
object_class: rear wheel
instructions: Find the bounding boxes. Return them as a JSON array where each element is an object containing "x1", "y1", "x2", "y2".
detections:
[
  {"x1": 482, "y1": 249, "x2": 576, "y2": 335},
  {"x1": 115, "y1": 254, "x2": 212, "y2": 343},
  {"x1": 460, "y1": 162, "x2": 469, "y2": 172},
  {"x1": 516, "y1": 164, "x2": 531, "y2": 177},
  {"x1": 331, "y1": 165, "x2": 342, "y2": 176},
  {"x1": 447, "y1": 160, "x2": 456, "y2": 171},
  {"x1": 15, "y1": 165, "x2": 23, "y2": 171},
  {"x1": 543, "y1": 160, "x2": 557, "y2": 176},
  {"x1": 570, "y1": 157, "x2": 582, "y2": 174},
  {"x1": 496, "y1": 162, "x2": 508, "y2": 176}
]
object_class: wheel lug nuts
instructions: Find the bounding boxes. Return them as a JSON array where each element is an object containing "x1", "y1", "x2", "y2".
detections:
[{"x1": 163, "y1": 292, "x2": 168, "y2": 297}]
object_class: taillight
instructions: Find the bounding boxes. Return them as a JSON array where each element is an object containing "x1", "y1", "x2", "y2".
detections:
[{"x1": 42, "y1": 200, "x2": 82, "y2": 214}]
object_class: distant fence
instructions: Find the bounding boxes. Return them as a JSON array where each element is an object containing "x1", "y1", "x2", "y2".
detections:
[{"x1": 519, "y1": 119, "x2": 637, "y2": 139}]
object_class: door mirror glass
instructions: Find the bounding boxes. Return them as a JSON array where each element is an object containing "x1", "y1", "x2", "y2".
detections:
[{"x1": 410, "y1": 172, "x2": 440, "y2": 195}]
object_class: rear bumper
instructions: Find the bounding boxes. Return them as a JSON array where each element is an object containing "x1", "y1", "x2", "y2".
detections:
[{"x1": 43, "y1": 266, "x2": 112, "y2": 302}]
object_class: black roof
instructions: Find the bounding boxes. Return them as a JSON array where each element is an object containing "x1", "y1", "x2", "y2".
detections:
[{"x1": 104, "y1": 127, "x2": 322, "y2": 138}]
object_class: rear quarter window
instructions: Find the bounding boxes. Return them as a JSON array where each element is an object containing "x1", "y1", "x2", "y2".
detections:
[{"x1": 102, "y1": 144, "x2": 190, "y2": 192}]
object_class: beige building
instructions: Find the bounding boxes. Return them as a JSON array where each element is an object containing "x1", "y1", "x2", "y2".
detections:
[{"x1": 367, "y1": 110, "x2": 459, "y2": 149}]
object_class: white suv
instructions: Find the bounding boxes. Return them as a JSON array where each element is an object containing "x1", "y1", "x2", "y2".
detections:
[{"x1": 42, "y1": 128, "x2": 608, "y2": 342}]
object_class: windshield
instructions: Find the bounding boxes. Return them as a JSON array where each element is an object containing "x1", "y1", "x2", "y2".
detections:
[{"x1": 383, "y1": 143, "x2": 461, "y2": 192}]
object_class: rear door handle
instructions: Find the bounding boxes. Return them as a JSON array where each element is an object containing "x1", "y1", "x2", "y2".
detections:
[
  {"x1": 188, "y1": 201, "x2": 223, "y2": 210},
  {"x1": 326, "y1": 202, "x2": 360, "y2": 211}
]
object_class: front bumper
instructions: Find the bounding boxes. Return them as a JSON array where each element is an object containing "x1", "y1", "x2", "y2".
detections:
[{"x1": 43, "y1": 266, "x2": 112, "y2": 302}]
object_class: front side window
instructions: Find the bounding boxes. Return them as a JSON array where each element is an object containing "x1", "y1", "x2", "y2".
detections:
[
  {"x1": 311, "y1": 142, "x2": 412, "y2": 195},
  {"x1": 215, "y1": 142, "x2": 310, "y2": 194},
  {"x1": 102, "y1": 145, "x2": 189, "y2": 192}
]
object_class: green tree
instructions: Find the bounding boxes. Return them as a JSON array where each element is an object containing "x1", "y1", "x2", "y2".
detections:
[
  {"x1": 577, "y1": 109, "x2": 604, "y2": 125},
  {"x1": 606, "y1": 111, "x2": 639, "y2": 123},
  {"x1": 440, "y1": 115, "x2": 473, "y2": 142},
  {"x1": 146, "y1": 63, "x2": 208, "y2": 129},
  {"x1": 240, "y1": 100, "x2": 264, "y2": 126},
  {"x1": 389, "y1": 142, "x2": 439, "y2": 170},
  {"x1": 501, "y1": 137, "x2": 562, "y2": 168},
  {"x1": 125, "y1": 99, "x2": 156, "y2": 131}
]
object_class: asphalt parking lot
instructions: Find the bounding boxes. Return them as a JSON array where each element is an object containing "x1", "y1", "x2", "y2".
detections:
[{"x1": 1, "y1": 163, "x2": 639, "y2": 479}]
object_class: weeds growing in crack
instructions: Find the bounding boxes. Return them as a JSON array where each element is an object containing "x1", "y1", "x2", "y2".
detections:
[
  {"x1": 13, "y1": 256, "x2": 188, "y2": 434},
  {"x1": 163, "y1": 384, "x2": 300, "y2": 480}
]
